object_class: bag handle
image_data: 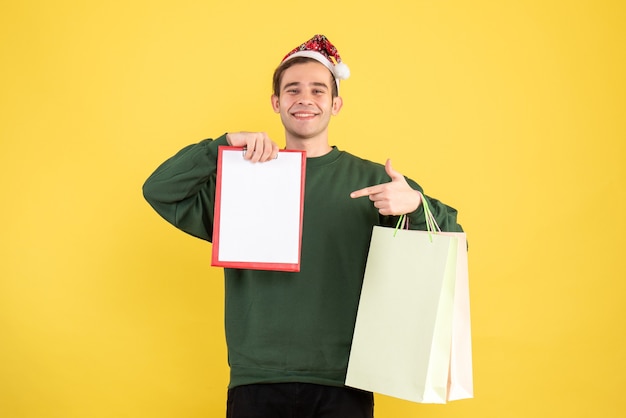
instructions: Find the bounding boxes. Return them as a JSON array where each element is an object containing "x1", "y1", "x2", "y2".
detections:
[{"x1": 394, "y1": 192, "x2": 441, "y2": 239}]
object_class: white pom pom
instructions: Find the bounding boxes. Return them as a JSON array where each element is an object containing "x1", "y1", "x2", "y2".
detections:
[{"x1": 334, "y1": 61, "x2": 350, "y2": 80}]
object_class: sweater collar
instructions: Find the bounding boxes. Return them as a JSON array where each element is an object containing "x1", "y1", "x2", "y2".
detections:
[{"x1": 305, "y1": 146, "x2": 342, "y2": 168}]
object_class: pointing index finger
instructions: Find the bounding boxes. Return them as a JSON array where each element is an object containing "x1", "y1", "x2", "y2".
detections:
[{"x1": 350, "y1": 184, "x2": 383, "y2": 199}]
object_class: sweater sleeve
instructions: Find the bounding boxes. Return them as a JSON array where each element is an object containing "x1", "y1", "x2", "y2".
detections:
[
  {"x1": 404, "y1": 178, "x2": 464, "y2": 233},
  {"x1": 142, "y1": 134, "x2": 229, "y2": 241}
]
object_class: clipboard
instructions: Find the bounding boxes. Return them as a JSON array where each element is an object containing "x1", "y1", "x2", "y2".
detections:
[{"x1": 211, "y1": 146, "x2": 306, "y2": 271}]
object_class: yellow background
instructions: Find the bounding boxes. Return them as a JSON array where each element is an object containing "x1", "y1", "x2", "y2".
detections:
[{"x1": 1, "y1": 0, "x2": 624, "y2": 417}]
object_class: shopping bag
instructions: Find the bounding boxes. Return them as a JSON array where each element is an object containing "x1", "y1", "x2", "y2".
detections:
[
  {"x1": 345, "y1": 226, "x2": 457, "y2": 403},
  {"x1": 441, "y1": 231, "x2": 473, "y2": 401},
  {"x1": 345, "y1": 198, "x2": 472, "y2": 404}
]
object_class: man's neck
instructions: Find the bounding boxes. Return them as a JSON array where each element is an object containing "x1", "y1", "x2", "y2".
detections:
[{"x1": 285, "y1": 134, "x2": 333, "y2": 158}]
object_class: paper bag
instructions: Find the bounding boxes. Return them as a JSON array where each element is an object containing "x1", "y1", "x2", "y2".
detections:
[
  {"x1": 441, "y1": 232, "x2": 473, "y2": 401},
  {"x1": 345, "y1": 224, "x2": 472, "y2": 403}
]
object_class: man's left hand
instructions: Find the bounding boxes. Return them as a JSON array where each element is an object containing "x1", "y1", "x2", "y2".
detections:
[{"x1": 350, "y1": 159, "x2": 422, "y2": 216}]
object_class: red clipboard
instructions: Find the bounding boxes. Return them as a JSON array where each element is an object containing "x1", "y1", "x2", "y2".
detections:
[{"x1": 211, "y1": 146, "x2": 306, "y2": 271}]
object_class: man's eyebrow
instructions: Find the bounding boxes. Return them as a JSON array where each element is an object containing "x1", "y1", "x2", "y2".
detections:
[
  {"x1": 283, "y1": 82, "x2": 301, "y2": 90},
  {"x1": 311, "y1": 82, "x2": 329, "y2": 89},
  {"x1": 282, "y1": 81, "x2": 330, "y2": 90}
]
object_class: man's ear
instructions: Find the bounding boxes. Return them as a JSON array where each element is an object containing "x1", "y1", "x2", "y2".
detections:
[
  {"x1": 332, "y1": 96, "x2": 343, "y2": 115},
  {"x1": 271, "y1": 94, "x2": 280, "y2": 113}
]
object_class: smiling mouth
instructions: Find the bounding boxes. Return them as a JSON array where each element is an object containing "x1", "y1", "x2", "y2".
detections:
[{"x1": 291, "y1": 112, "x2": 318, "y2": 119}]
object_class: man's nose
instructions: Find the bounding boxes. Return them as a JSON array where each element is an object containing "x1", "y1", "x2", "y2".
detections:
[{"x1": 297, "y1": 92, "x2": 313, "y2": 104}]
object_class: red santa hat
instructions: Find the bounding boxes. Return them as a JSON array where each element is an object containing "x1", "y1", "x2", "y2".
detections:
[{"x1": 281, "y1": 34, "x2": 350, "y2": 91}]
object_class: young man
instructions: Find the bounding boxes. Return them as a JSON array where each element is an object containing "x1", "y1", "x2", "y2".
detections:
[{"x1": 143, "y1": 34, "x2": 463, "y2": 418}]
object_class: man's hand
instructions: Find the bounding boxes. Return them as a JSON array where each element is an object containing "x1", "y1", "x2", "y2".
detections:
[
  {"x1": 350, "y1": 159, "x2": 422, "y2": 216},
  {"x1": 226, "y1": 132, "x2": 280, "y2": 163}
]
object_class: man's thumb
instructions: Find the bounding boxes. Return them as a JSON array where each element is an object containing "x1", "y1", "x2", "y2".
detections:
[{"x1": 385, "y1": 158, "x2": 403, "y2": 181}]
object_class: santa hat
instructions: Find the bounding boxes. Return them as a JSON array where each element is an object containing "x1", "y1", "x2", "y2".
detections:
[{"x1": 281, "y1": 34, "x2": 350, "y2": 90}]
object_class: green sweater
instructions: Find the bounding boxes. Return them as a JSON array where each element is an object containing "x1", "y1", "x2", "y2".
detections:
[{"x1": 143, "y1": 134, "x2": 463, "y2": 389}]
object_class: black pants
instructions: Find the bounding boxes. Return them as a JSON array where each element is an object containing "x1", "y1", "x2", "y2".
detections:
[{"x1": 226, "y1": 383, "x2": 374, "y2": 418}]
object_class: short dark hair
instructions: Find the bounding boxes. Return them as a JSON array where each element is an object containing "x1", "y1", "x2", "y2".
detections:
[{"x1": 272, "y1": 56, "x2": 339, "y2": 98}]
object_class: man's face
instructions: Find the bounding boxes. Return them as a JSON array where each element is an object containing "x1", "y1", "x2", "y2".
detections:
[{"x1": 271, "y1": 61, "x2": 343, "y2": 141}]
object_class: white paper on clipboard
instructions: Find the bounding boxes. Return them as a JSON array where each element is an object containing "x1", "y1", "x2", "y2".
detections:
[{"x1": 211, "y1": 146, "x2": 306, "y2": 271}]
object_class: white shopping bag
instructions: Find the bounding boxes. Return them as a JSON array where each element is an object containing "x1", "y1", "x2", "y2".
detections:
[
  {"x1": 442, "y1": 232, "x2": 473, "y2": 401},
  {"x1": 346, "y1": 202, "x2": 472, "y2": 404}
]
